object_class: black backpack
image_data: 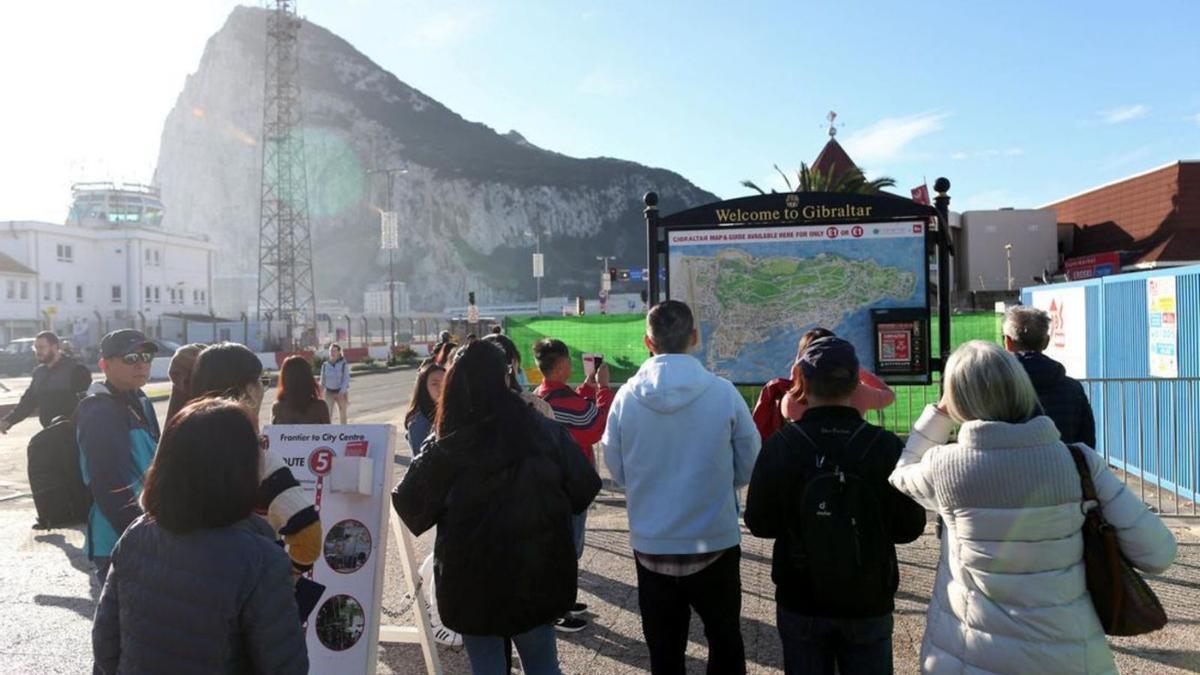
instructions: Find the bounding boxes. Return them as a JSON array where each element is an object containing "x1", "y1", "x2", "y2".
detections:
[
  {"x1": 779, "y1": 421, "x2": 894, "y2": 614},
  {"x1": 27, "y1": 415, "x2": 92, "y2": 528}
]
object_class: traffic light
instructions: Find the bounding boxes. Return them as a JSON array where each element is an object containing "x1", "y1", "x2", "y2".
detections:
[{"x1": 468, "y1": 291, "x2": 476, "y2": 306}]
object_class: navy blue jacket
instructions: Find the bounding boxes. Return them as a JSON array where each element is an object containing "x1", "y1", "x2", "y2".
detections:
[
  {"x1": 93, "y1": 515, "x2": 307, "y2": 674},
  {"x1": 1017, "y1": 352, "x2": 1096, "y2": 447}
]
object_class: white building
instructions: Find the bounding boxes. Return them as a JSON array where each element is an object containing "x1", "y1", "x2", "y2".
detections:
[
  {"x1": 952, "y1": 208, "x2": 1059, "y2": 294},
  {"x1": 0, "y1": 183, "x2": 216, "y2": 344},
  {"x1": 363, "y1": 282, "x2": 410, "y2": 316}
]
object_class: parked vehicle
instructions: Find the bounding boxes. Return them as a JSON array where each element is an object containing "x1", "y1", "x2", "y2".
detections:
[{"x1": 0, "y1": 338, "x2": 38, "y2": 376}]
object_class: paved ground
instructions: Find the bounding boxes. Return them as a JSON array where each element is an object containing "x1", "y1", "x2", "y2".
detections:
[{"x1": 1, "y1": 370, "x2": 1198, "y2": 674}]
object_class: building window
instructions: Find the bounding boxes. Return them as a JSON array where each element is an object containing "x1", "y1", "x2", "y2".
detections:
[
  {"x1": 76, "y1": 285, "x2": 84, "y2": 303},
  {"x1": 43, "y1": 282, "x2": 51, "y2": 301},
  {"x1": 55, "y1": 283, "x2": 63, "y2": 302},
  {"x1": 19, "y1": 281, "x2": 28, "y2": 300},
  {"x1": 145, "y1": 286, "x2": 152, "y2": 302},
  {"x1": 144, "y1": 249, "x2": 162, "y2": 267},
  {"x1": 155, "y1": 250, "x2": 161, "y2": 265},
  {"x1": 5, "y1": 280, "x2": 13, "y2": 300},
  {"x1": 111, "y1": 285, "x2": 122, "y2": 303},
  {"x1": 154, "y1": 286, "x2": 160, "y2": 303},
  {"x1": 56, "y1": 243, "x2": 74, "y2": 262}
]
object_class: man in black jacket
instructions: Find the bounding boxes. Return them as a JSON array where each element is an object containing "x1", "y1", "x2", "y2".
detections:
[
  {"x1": 1003, "y1": 305, "x2": 1096, "y2": 446},
  {"x1": 0, "y1": 331, "x2": 91, "y2": 433},
  {"x1": 745, "y1": 337, "x2": 926, "y2": 674}
]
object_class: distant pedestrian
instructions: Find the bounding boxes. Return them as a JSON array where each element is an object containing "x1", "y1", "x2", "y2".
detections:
[
  {"x1": 192, "y1": 343, "x2": 321, "y2": 578},
  {"x1": 321, "y1": 343, "x2": 350, "y2": 424},
  {"x1": 752, "y1": 327, "x2": 894, "y2": 443},
  {"x1": 535, "y1": 337, "x2": 612, "y2": 633},
  {"x1": 75, "y1": 330, "x2": 160, "y2": 583},
  {"x1": 403, "y1": 361, "x2": 444, "y2": 455},
  {"x1": 890, "y1": 341, "x2": 1176, "y2": 674},
  {"x1": 272, "y1": 355, "x2": 331, "y2": 425},
  {"x1": 92, "y1": 398, "x2": 307, "y2": 675},
  {"x1": 745, "y1": 337, "x2": 926, "y2": 675},
  {"x1": 1003, "y1": 305, "x2": 1096, "y2": 446},
  {"x1": 0, "y1": 330, "x2": 91, "y2": 433},
  {"x1": 393, "y1": 341, "x2": 600, "y2": 675},
  {"x1": 601, "y1": 301, "x2": 760, "y2": 674},
  {"x1": 164, "y1": 343, "x2": 206, "y2": 424}
]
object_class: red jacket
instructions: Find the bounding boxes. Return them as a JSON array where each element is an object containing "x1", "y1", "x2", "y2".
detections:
[
  {"x1": 535, "y1": 380, "x2": 613, "y2": 464},
  {"x1": 752, "y1": 370, "x2": 896, "y2": 443}
]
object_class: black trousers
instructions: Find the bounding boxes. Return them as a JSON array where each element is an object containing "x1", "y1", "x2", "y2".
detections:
[{"x1": 634, "y1": 546, "x2": 746, "y2": 675}]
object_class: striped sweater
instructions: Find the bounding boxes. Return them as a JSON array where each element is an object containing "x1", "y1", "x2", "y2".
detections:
[
  {"x1": 259, "y1": 451, "x2": 321, "y2": 574},
  {"x1": 535, "y1": 380, "x2": 613, "y2": 464}
]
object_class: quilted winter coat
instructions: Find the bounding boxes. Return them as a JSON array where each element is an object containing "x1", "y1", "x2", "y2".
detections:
[
  {"x1": 92, "y1": 515, "x2": 307, "y2": 674},
  {"x1": 889, "y1": 406, "x2": 1176, "y2": 674}
]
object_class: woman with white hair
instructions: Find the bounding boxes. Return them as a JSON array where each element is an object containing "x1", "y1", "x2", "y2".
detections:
[{"x1": 889, "y1": 340, "x2": 1175, "y2": 674}]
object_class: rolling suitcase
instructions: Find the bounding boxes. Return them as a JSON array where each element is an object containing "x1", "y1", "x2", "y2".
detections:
[{"x1": 27, "y1": 417, "x2": 91, "y2": 528}]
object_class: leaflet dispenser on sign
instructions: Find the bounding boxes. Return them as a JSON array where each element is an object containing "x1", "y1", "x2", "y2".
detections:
[
  {"x1": 331, "y1": 440, "x2": 373, "y2": 495},
  {"x1": 870, "y1": 307, "x2": 931, "y2": 385}
]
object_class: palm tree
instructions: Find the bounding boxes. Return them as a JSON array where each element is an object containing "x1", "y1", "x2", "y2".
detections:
[{"x1": 741, "y1": 162, "x2": 896, "y2": 195}]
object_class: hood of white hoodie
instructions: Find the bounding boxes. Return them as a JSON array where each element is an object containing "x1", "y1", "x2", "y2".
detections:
[{"x1": 628, "y1": 354, "x2": 715, "y2": 414}]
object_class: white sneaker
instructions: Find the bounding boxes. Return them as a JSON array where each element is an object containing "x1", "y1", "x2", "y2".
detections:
[{"x1": 420, "y1": 554, "x2": 463, "y2": 647}]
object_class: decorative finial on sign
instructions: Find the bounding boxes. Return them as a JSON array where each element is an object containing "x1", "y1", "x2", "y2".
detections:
[{"x1": 827, "y1": 111, "x2": 838, "y2": 138}]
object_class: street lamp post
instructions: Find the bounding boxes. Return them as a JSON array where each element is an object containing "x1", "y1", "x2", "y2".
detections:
[
  {"x1": 596, "y1": 255, "x2": 615, "y2": 315},
  {"x1": 369, "y1": 167, "x2": 407, "y2": 351},
  {"x1": 1004, "y1": 243, "x2": 1015, "y2": 291},
  {"x1": 526, "y1": 229, "x2": 544, "y2": 315}
]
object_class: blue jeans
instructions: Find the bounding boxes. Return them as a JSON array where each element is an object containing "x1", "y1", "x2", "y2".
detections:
[
  {"x1": 462, "y1": 624, "x2": 560, "y2": 675},
  {"x1": 776, "y1": 607, "x2": 893, "y2": 675}
]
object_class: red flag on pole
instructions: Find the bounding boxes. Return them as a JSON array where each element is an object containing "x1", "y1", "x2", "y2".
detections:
[{"x1": 911, "y1": 184, "x2": 930, "y2": 205}]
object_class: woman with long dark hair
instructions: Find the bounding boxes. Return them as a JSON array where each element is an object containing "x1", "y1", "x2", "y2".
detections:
[
  {"x1": 93, "y1": 398, "x2": 307, "y2": 674},
  {"x1": 272, "y1": 355, "x2": 331, "y2": 425},
  {"x1": 404, "y1": 361, "x2": 444, "y2": 455},
  {"x1": 191, "y1": 342, "x2": 322, "y2": 579},
  {"x1": 393, "y1": 341, "x2": 601, "y2": 675},
  {"x1": 752, "y1": 327, "x2": 894, "y2": 441}
]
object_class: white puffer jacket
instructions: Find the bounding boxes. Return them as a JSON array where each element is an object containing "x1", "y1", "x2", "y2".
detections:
[{"x1": 890, "y1": 406, "x2": 1176, "y2": 675}]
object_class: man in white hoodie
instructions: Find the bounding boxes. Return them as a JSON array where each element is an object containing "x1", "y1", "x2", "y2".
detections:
[{"x1": 601, "y1": 300, "x2": 761, "y2": 675}]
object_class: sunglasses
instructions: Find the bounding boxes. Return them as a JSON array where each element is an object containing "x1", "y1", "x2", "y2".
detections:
[{"x1": 119, "y1": 352, "x2": 156, "y2": 364}]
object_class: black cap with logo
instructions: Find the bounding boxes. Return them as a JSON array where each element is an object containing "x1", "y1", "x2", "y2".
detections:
[{"x1": 100, "y1": 329, "x2": 158, "y2": 359}]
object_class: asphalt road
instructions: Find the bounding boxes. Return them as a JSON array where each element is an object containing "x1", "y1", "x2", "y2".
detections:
[{"x1": 1, "y1": 369, "x2": 1198, "y2": 674}]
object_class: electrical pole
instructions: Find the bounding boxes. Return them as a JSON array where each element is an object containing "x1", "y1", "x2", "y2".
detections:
[{"x1": 256, "y1": 0, "x2": 316, "y2": 349}]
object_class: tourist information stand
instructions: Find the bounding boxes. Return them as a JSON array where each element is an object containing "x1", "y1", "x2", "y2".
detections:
[
  {"x1": 644, "y1": 185, "x2": 953, "y2": 384},
  {"x1": 263, "y1": 424, "x2": 441, "y2": 675}
]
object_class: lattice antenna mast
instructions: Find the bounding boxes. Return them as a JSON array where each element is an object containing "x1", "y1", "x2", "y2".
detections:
[{"x1": 256, "y1": 0, "x2": 316, "y2": 343}]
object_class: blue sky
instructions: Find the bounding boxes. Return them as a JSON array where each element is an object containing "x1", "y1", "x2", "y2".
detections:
[{"x1": 3, "y1": 1, "x2": 1198, "y2": 220}]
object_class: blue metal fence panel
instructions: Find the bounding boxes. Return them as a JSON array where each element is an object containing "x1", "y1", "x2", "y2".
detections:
[{"x1": 1023, "y1": 264, "x2": 1200, "y2": 510}]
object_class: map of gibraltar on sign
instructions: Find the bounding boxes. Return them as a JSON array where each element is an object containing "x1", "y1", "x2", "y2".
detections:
[{"x1": 667, "y1": 222, "x2": 926, "y2": 384}]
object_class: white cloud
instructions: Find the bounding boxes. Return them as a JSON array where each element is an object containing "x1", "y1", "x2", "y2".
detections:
[
  {"x1": 1098, "y1": 104, "x2": 1148, "y2": 124},
  {"x1": 843, "y1": 112, "x2": 950, "y2": 164},
  {"x1": 951, "y1": 147, "x2": 1023, "y2": 161}
]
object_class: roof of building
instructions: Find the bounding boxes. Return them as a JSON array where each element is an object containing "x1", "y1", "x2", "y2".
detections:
[
  {"x1": 811, "y1": 138, "x2": 861, "y2": 183},
  {"x1": 0, "y1": 251, "x2": 36, "y2": 276}
]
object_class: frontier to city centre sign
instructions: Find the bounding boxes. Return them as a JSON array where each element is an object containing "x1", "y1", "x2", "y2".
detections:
[{"x1": 713, "y1": 203, "x2": 876, "y2": 224}]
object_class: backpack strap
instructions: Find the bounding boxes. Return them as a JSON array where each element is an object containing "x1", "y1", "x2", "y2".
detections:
[{"x1": 780, "y1": 420, "x2": 876, "y2": 469}]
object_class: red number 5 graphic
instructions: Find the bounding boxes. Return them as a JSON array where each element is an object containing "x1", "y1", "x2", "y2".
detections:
[{"x1": 309, "y1": 447, "x2": 335, "y2": 477}]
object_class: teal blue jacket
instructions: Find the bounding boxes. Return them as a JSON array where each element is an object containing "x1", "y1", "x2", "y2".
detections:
[{"x1": 76, "y1": 382, "x2": 160, "y2": 560}]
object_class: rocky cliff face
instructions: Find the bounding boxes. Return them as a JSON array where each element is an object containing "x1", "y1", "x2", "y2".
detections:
[{"x1": 153, "y1": 6, "x2": 715, "y2": 313}]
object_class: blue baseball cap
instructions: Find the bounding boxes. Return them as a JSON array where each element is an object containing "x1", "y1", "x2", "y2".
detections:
[
  {"x1": 100, "y1": 329, "x2": 158, "y2": 359},
  {"x1": 799, "y1": 337, "x2": 859, "y2": 382}
]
